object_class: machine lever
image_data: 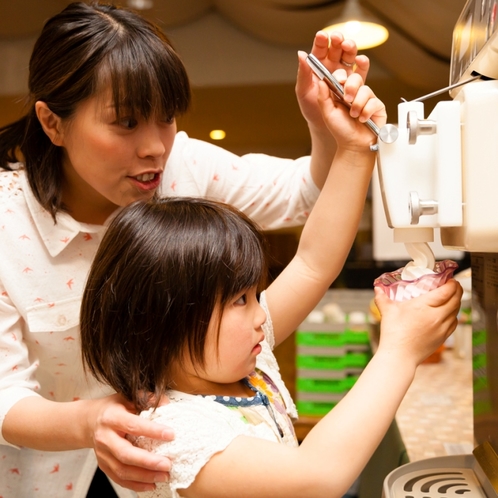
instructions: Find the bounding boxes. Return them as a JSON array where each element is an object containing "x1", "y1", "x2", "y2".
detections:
[
  {"x1": 402, "y1": 74, "x2": 481, "y2": 103},
  {"x1": 306, "y1": 53, "x2": 381, "y2": 137}
]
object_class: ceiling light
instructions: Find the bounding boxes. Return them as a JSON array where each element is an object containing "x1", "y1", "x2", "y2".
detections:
[
  {"x1": 323, "y1": 0, "x2": 389, "y2": 50},
  {"x1": 127, "y1": 0, "x2": 153, "y2": 10},
  {"x1": 209, "y1": 130, "x2": 226, "y2": 140}
]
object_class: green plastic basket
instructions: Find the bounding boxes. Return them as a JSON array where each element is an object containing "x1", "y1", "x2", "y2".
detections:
[
  {"x1": 296, "y1": 376, "x2": 358, "y2": 393},
  {"x1": 296, "y1": 329, "x2": 370, "y2": 348},
  {"x1": 296, "y1": 400, "x2": 338, "y2": 417},
  {"x1": 296, "y1": 351, "x2": 371, "y2": 370}
]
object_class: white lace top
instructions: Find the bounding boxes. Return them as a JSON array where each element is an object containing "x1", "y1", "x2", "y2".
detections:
[{"x1": 134, "y1": 292, "x2": 298, "y2": 498}]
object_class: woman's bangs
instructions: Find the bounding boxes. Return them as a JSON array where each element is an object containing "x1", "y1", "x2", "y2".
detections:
[{"x1": 99, "y1": 35, "x2": 190, "y2": 121}]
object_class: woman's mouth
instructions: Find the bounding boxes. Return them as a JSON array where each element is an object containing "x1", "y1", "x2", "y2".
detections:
[
  {"x1": 129, "y1": 172, "x2": 162, "y2": 191},
  {"x1": 136, "y1": 173, "x2": 156, "y2": 182}
]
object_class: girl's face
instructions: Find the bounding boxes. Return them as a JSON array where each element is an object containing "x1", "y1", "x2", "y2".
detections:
[
  {"x1": 59, "y1": 90, "x2": 177, "y2": 224},
  {"x1": 177, "y1": 288, "x2": 267, "y2": 395}
]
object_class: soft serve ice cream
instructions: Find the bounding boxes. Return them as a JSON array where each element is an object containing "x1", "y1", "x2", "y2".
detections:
[
  {"x1": 374, "y1": 242, "x2": 458, "y2": 302},
  {"x1": 400, "y1": 242, "x2": 436, "y2": 280},
  {"x1": 401, "y1": 261, "x2": 435, "y2": 281}
]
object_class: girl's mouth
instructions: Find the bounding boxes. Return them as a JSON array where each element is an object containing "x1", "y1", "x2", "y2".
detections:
[{"x1": 252, "y1": 343, "x2": 262, "y2": 355}]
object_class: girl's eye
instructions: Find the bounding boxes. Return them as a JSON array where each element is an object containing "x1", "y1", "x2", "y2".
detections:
[
  {"x1": 117, "y1": 117, "x2": 138, "y2": 129},
  {"x1": 234, "y1": 294, "x2": 247, "y2": 306},
  {"x1": 162, "y1": 115, "x2": 175, "y2": 125}
]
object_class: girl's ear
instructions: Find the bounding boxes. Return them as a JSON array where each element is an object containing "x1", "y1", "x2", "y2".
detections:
[{"x1": 35, "y1": 101, "x2": 64, "y2": 146}]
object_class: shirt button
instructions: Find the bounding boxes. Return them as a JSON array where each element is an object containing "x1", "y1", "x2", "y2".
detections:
[{"x1": 57, "y1": 315, "x2": 67, "y2": 326}]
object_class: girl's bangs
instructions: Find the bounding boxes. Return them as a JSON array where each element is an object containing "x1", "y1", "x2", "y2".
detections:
[{"x1": 221, "y1": 224, "x2": 269, "y2": 302}]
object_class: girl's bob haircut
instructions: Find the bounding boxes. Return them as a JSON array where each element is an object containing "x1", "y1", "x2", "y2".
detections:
[{"x1": 81, "y1": 198, "x2": 269, "y2": 411}]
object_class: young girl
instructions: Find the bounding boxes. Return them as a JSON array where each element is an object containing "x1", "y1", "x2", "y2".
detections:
[
  {"x1": 0, "y1": 2, "x2": 370, "y2": 495},
  {"x1": 80, "y1": 78, "x2": 462, "y2": 497}
]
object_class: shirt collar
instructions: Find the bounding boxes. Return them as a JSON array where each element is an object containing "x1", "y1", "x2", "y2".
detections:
[{"x1": 21, "y1": 171, "x2": 108, "y2": 257}]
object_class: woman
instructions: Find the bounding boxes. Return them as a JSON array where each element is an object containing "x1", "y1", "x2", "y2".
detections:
[{"x1": 0, "y1": 2, "x2": 371, "y2": 497}]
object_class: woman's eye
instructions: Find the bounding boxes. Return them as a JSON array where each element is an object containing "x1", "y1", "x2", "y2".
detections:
[
  {"x1": 235, "y1": 294, "x2": 247, "y2": 306},
  {"x1": 162, "y1": 115, "x2": 175, "y2": 125}
]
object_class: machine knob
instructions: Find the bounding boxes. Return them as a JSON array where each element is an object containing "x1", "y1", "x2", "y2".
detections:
[
  {"x1": 409, "y1": 191, "x2": 438, "y2": 225},
  {"x1": 378, "y1": 124, "x2": 399, "y2": 144},
  {"x1": 407, "y1": 110, "x2": 437, "y2": 144}
]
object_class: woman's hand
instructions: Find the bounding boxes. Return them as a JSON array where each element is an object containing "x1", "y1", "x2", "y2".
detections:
[
  {"x1": 374, "y1": 279, "x2": 463, "y2": 368},
  {"x1": 296, "y1": 30, "x2": 370, "y2": 134},
  {"x1": 87, "y1": 394, "x2": 172, "y2": 492}
]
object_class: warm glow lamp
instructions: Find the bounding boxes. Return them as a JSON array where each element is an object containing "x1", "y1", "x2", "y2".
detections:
[
  {"x1": 323, "y1": 0, "x2": 389, "y2": 50},
  {"x1": 209, "y1": 130, "x2": 226, "y2": 140}
]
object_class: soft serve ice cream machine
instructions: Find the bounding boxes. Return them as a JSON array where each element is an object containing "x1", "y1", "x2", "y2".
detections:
[
  {"x1": 376, "y1": 1, "x2": 498, "y2": 269},
  {"x1": 375, "y1": 0, "x2": 498, "y2": 496}
]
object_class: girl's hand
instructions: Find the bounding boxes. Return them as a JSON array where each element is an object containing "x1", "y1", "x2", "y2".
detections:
[
  {"x1": 316, "y1": 69, "x2": 386, "y2": 150},
  {"x1": 296, "y1": 30, "x2": 370, "y2": 134},
  {"x1": 374, "y1": 279, "x2": 463, "y2": 368},
  {"x1": 87, "y1": 394, "x2": 172, "y2": 492}
]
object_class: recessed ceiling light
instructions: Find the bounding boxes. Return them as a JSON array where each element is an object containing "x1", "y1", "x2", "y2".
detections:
[
  {"x1": 127, "y1": 0, "x2": 153, "y2": 10},
  {"x1": 209, "y1": 130, "x2": 226, "y2": 140}
]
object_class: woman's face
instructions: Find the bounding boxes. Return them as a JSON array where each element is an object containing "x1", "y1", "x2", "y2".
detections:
[{"x1": 58, "y1": 90, "x2": 177, "y2": 223}]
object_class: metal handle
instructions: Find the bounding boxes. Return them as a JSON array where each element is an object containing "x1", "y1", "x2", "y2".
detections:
[{"x1": 306, "y1": 53, "x2": 380, "y2": 137}]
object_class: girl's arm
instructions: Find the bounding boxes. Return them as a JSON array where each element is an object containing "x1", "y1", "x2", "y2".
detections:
[
  {"x1": 179, "y1": 280, "x2": 462, "y2": 498},
  {"x1": 298, "y1": 31, "x2": 371, "y2": 189},
  {"x1": 267, "y1": 71, "x2": 386, "y2": 345}
]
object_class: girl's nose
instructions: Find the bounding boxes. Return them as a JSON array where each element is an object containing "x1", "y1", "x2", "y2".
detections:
[{"x1": 256, "y1": 303, "x2": 267, "y2": 329}]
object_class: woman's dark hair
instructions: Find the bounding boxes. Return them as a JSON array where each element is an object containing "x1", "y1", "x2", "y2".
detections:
[
  {"x1": 81, "y1": 198, "x2": 269, "y2": 412},
  {"x1": 0, "y1": 2, "x2": 190, "y2": 220}
]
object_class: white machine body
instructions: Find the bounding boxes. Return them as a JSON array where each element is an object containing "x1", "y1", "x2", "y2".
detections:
[
  {"x1": 377, "y1": 99, "x2": 462, "y2": 231},
  {"x1": 375, "y1": 0, "x2": 498, "y2": 254},
  {"x1": 443, "y1": 80, "x2": 498, "y2": 251}
]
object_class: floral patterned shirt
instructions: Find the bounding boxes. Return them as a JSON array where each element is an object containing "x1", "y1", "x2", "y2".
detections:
[{"x1": 0, "y1": 133, "x2": 315, "y2": 498}]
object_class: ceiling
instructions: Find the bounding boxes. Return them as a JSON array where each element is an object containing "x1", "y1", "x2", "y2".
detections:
[{"x1": 0, "y1": 0, "x2": 469, "y2": 157}]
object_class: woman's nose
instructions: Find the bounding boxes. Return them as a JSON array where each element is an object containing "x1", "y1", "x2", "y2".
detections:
[{"x1": 136, "y1": 123, "x2": 168, "y2": 159}]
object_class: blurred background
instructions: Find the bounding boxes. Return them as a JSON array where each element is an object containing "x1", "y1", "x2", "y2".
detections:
[
  {"x1": 0, "y1": 0, "x2": 469, "y2": 286},
  {"x1": 0, "y1": 6, "x2": 476, "y2": 491},
  {"x1": 0, "y1": 0, "x2": 468, "y2": 155}
]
